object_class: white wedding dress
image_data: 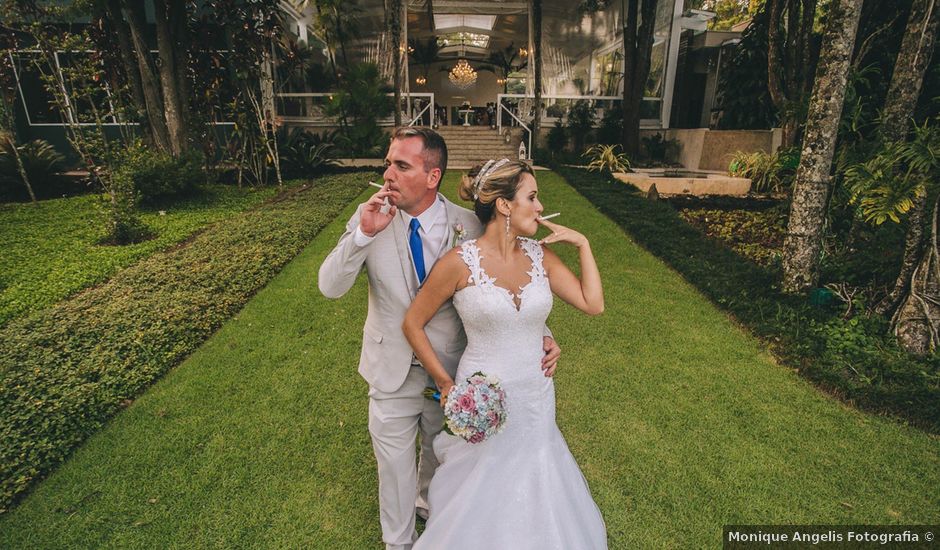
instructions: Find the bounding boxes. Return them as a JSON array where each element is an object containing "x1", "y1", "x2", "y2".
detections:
[{"x1": 414, "y1": 238, "x2": 607, "y2": 550}]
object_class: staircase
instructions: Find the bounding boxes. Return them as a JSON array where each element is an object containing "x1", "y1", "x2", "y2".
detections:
[{"x1": 434, "y1": 126, "x2": 527, "y2": 170}]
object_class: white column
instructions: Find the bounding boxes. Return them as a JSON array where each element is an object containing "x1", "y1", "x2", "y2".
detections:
[
  {"x1": 527, "y1": 0, "x2": 535, "y2": 98},
  {"x1": 297, "y1": 17, "x2": 310, "y2": 45},
  {"x1": 660, "y1": 0, "x2": 684, "y2": 129},
  {"x1": 403, "y1": 0, "x2": 411, "y2": 122}
]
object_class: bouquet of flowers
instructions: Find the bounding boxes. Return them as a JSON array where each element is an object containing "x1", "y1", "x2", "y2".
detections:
[{"x1": 424, "y1": 371, "x2": 507, "y2": 444}]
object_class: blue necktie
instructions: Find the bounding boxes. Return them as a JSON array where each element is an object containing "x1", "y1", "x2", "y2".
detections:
[{"x1": 409, "y1": 218, "x2": 426, "y2": 284}]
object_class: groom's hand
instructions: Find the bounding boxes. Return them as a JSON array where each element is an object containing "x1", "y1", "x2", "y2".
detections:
[
  {"x1": 541, "y1": 336, "x2": 560, "y2": 377},
  {"x1": 360, "y1": 186, "x2": 397, "y2": 237}
]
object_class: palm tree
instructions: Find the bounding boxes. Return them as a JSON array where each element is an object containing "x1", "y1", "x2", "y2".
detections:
[
  {"x1": 483, "y1": 43, "x2": 527, "y2": 94},
  {"x1": 409, "y1": 37, "x2": 442, "y2": 85}
]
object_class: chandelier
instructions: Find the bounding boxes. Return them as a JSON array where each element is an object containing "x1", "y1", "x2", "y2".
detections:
[{"x1": 448, "y1": 59, "x2": 477, "y2": 89}]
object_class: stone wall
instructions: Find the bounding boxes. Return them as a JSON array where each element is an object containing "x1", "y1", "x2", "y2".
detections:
[{"x1": 638, "y1": 128, "x2": 782, "y2": 171}]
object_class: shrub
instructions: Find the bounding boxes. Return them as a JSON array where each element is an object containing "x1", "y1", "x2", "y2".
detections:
[
  {"x1": 111, "y1": 142, "x2": 207, "y2": 204},
  {"x1": 0, "y1": 173, "x2": 368, "y2": 511},
  {"x1": 566, "y1": 99, "x2": 596, "y2": 152},
  {"x1": 546, "y1": 121, "x2": 568, "y2": 157},
  {"x1": 596, "y1": 103, "x2": 623, "y2": 146},
  {"x1": 545, "y1": 102, "x2": 566, "y2": 119},
  {"x1": 728, "y1": 147, "x2": 798, "y2": 193},
  {"x1": 0, "y1": 138, "x2": 68, "y2": 201}
]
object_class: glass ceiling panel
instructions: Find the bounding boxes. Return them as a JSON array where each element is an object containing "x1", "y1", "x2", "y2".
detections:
[
  {"x1": 433, "y1": 14, "x2": 497, "y2": 31},
  {"x1": 437, "y1": 32, "x2": 490, "y2": 49}
]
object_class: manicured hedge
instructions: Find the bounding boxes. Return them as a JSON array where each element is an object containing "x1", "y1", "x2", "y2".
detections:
[
  {"x1": 0, "y1": 173, "x2": 369, "y2": 511},
  {"x1": 555, "y1": 165, "x2": 940, "y2": 434}
]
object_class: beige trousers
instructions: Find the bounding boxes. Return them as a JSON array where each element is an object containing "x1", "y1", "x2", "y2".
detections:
[{"x1": 368, "y1": 365, "x2": 444, "y2": 550}]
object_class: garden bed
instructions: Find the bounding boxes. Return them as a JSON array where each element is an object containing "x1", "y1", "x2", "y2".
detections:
[
  {"x1": 554, "y1": 165, "x2": 939, "y2": 435},
  {"x1": 0, "y1": 172, "x2": 370, "y2": 511},
  {"x1": 0, "y1": 183, "x2": 288, "y2": 328}
]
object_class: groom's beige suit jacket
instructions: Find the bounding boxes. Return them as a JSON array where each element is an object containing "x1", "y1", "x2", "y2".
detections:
[{"x1": 318, "y1": 193, "x2": 483, "y2": 393}]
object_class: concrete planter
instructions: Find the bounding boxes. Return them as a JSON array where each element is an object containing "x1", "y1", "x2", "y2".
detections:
[{"x1": 613, "y1": 169, "x2": 751, "y2": 196}]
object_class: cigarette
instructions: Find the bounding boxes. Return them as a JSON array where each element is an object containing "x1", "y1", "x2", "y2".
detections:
[
  {"x1": 539, "y1": 213, "x2": 561, "y2": 220},
  {"x1": 369, "y1": 181, "x2": 392, "y2": 214}
]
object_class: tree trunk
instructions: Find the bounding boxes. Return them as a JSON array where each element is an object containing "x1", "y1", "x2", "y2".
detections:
[
  {"x1": 153, "y1": 0, "x2": 186, "y2": 156},
  {"x1": 876, "y1": 0, "x2": 940, "y2": 343},
  {"x1": 893, "y1": 194, "x2": 940, "y2": 355},
  {"x1": 120, "y1": 0, "x2": 172, "y2": 153},
  {"x1": 875, "y1": 0, "x2": 940, "y2": 317},
  {"x1": 621, "y1": 0, "x2": 657, "y2": 159},
  {"x1": 105, "y1": 0, "x2": 146, "y2": 128},
  {"x1": 767, "y1": 0, "x2": 817, "y2": 148},
  {"x1": 781, "y1": 0, "x2": 863, "y2": 293},
  {"x1": 170, "y1": 0, "x2": 191, "y2": 139},
  {"x1": 532, "y1": 0, "x2": 542, "y2": 159},
  {"x1": 388, "y1": 0, "x2": 402, "y2": 127},
  {"x1": 4, "y1": 135, "x2": 37, "y2": 202}
]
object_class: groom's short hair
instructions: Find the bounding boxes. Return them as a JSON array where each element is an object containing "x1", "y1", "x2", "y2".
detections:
[{"x1": 392, "y1": 127, "x2": 448, "y2": 184}]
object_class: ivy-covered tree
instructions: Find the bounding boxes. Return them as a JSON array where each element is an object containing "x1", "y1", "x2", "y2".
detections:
[{"x1": 782, "y1": 0, "x2": 863, "y2": 293}]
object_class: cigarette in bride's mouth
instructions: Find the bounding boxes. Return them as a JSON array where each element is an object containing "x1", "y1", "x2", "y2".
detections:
[{"x1": 539, "y1": 213, "x2": 561, "y2": 220}]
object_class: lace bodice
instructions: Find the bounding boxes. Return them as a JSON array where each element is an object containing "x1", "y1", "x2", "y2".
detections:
[{"x1": 453, "y1": 238, "x2": 552, "y2": 385}]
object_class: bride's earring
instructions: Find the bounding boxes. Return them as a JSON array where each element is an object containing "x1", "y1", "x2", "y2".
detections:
[{"x1": 505, "y1": 211, "x2": 511, "y2": 236}]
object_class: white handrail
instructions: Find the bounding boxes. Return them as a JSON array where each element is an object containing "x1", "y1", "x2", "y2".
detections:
[
  {"x1": 496, "y1": 102, "x2": 532, "y2": 161},
  {"x1": 407, "y1": 97, "x2": 434, "y2": 127}
]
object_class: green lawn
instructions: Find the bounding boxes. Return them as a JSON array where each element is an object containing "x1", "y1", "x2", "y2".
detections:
[
  {"x1": 0, "y1": 184, "x2": 281, "y2": 327},
  {"x1": 0, "y1": 171, "x2": 937, "y2": 548}
]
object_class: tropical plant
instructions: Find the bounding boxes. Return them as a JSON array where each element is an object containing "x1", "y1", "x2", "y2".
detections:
[
  {"x1": 844, "y1": 122, "x2": 940, "y2": 225},
  {"x1": 583, "y1": 144, "x2": 631, "y2": 174},
  {"x1": 408, "y1": 37, "x2": 441, "y2": 84},
  {"x1": 326, "y1": 62, "x2": 393, "y2": 157},
  {"x1": 728, "y1": 148, "x2": 799, "y2": 193},
  {"x1": 278, "y1": 128, "x2": 339, "y2": 176},
  {"x1": 482, "y1": 42, "x2": 527, "y2": 93},
  {"x1": 0, "y1": 139, "x2": 65, "y2": 200}
]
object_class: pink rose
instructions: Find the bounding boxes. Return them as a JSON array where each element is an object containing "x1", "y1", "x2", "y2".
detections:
[
  {"x1": 458, "y1": 393, "x2": 476, "y2": 413},
  {"x1": 468, "y1": 432, "x2": 485, "y2": 444},
  {"x1": 486, "y1": 411, "x2": 498, "y2": 425}
]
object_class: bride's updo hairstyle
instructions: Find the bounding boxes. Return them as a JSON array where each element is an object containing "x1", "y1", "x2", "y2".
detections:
[{"x1": 458, "y1": 159, "x2": 534, "y2": 225}]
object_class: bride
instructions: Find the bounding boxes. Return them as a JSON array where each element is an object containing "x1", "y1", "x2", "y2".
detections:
[{"x1": 402, "y1": 159, "x2": 607, "y2": 549}]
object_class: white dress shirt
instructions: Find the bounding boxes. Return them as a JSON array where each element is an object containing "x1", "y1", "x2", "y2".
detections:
[{"x1": 354, "y1": 196, "x2": 448, "y2": 278}]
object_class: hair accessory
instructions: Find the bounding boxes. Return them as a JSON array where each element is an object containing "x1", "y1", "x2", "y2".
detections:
[{"x1": 472, "y1": 158, "x2": 511, "y2": 200}]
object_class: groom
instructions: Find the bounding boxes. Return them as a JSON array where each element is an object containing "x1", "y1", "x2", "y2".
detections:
[{"x1": 318, "y1": 127, "x2": 560, "y2": 550}]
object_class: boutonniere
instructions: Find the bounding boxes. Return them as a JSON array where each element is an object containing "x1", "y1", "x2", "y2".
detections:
[{"x1": 451, "y1": 223, "x2": 467, "y2": 247}]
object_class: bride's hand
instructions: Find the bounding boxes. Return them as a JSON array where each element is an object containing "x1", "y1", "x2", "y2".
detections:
[{"x1": 537, "y1": 219, "x2": 588, "y2": 248}]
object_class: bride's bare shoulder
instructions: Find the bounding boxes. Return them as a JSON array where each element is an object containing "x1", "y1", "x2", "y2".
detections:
[{"x1": 431, "y1": 246, "x2": 473, "y2": 290}]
